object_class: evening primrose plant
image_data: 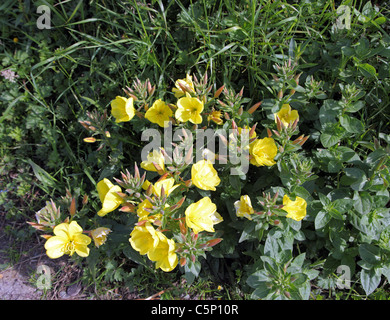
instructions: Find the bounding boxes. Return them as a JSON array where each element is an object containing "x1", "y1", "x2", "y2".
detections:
[{"x1": 29, "y1": 69, "x2": 315, "y2": 292}]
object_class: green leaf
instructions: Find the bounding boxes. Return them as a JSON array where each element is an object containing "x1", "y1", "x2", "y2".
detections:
[
  {"x1": 264, "y1": 235, "x2": 280, "y2": 259},
  {"x1": 332, "y1": 199, "x2": 353, "y2": 214},
  {"x1": 339, "y1": 115, "x2": 364, "y2": 134},
  {"x1": 346, "y1": 101, "x2": 365, "y2": 113},
  {"x1": 251, "y1": 283, "x2": 271, "y2": 299},
  {"x1": 238, "y1": 221, "x2": 255, "y2": 243},
  {"x1": 353, "y1": 191, "x2": 372, "y2": 215},
  {"x1": 320, "y1": 131, "x2": 341, "y2": 148},
  {"x1": 315, "y1": 210, "x2": 331, "y2": 230},
  {"x1": 247, "y1": 270, "x2": 270, "y2": 288},
  {"x1": 26, "y1": 159, "x2": 58, "y2": 189},
  {"x1": 359, "y1": 243, "x2": 381, "y2": 265},
  {"x1": 357, "y1": 63, "x2": 377, "y2": 78},
  {"x1": 319, "y1": 100, "x2": 343, "y2": 126},
  {"x1": 291, "y1": 273, "x2": 308, "y2": 286},
  {"x1": 366, "y1": 149, "x2": 388, "y2": 166},
  {"x1": 340, "y1": 168, "x2": 367, "y2": 191},
  {"x1": 123, "y1": 246, "x2": 149, "y2": 268},
  {"x1": 320, "y1": 124, "x2": 345, "y2": 148}
]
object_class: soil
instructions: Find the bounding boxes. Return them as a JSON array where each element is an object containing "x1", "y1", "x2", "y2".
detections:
[
  {"x1": 0, "y1": 215, "x2": 88, "y2": 300},
  {"x1": 0, "y1": 233, "x2": 45, "y2": 300}
]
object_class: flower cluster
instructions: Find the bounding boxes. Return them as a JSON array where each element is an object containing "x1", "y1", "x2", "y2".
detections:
[{"x1": 30, "y1": 72, "x2": 310, "y2": 280}]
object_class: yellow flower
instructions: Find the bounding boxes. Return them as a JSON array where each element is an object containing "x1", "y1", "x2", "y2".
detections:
[
  {"x1": 44, "y1": 221, "x2": 91, "y2": 259},
  {"x1": 13, "y1": 37, "x2": 18, "y2": 43},
  {"x1": 185, "y1": 197, "x2": 223, "y2": 234},
  {"x1": 172, "y1": 74, "x2": 195, "y2": 98},
  {"x1": 274, "y1": 104, "x2": 299, "y2": 127},
  {"x1": 282, "y1": 195, "x2": 307, "y2": 221},
  {"x1": 234, "y1": 195, "x2": 255, "y2": 220},
  {"x1": 191, "y1": 159, "x2": 221, "y2": 191},
  {"x1": 175, "y1": 95, "x2": 204, "y2": 124},
  {"x1": 97, "y1": 178, "x2": 124, "y2": 216},
  {"x1": 141, "y1": 149, "x2": 165, "y2": 172},
  {"x1": 129, "y1": 222, "x2": 160, "y2": 255},
  {"x1": 111, "y1": 96, "x2": 135, "y2": 123},
  {"x1": 207, "y1": 110, "x2": 223, "y2": 125},
  {"x1": 249, "y1": 137, "x2": 278, "y2": 167},
  {"x1": 152, "y1": 178, "x2": 180, "y2": 197},
  {"x1": 147, "y1": 231, "x2": 178, "y2": 272},
  {"x1": 91, "y1": 227, "x2": 112, "y2": 248},
  {"x1": 145, "y1": 99, "x2": 173, "y2": 128}
]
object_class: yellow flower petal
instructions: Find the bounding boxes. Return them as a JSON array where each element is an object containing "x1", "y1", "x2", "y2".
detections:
[
  {"x1": 97, "y1": 179, "x2": 123, "y2": 216},
  {"x1": 282, "y1": 195, "x2": 307, "y2": 221},
  {"x1": 129, "y1": 222, "x2": 160, "y2": 255},
  {"x1": 185, "y1": 197, "x2": 222, "y2": 234},
  {"x1": 91, "y1": 227, "x2": 112, "y2": 248},
  {"x1": 234, "y1": 195, "x2": 254, "y2": 220},
  {"x1": 44, "y1": 221, "x2": 91, "y2": 259},
  {"x1": 152, "y1": 178, "x2": 179, "y2": 197},
  {"x1": 145, "y1": 99, "x2": 172, "y2": 128},
  {"x1": 274, "y1": 104, "x2": 299, "y2": 127},
  {"x1": 191, "y1": 160, "x2": 220, "y2": 191},
  {"x1": 44, "y1": 236, "x2": 67, "y2": 259},
  {"x1": 175, "y1": 96, "x2": 203, "y2": 124},
  {"x1": 249, "y1": 137, "x2": 277, "y2": 167},
  {"x1": 111, "y1": 96, "x2": 135, "y2": 123},
  {"x1": 141, "y1": 149, "x2": 165, "y2": 172},
  {"x1": 148, "y1": 232, "x2": 178, "y2": 272}
]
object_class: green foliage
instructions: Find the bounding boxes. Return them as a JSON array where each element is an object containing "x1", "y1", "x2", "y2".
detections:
[{"x1": 1, "y1": 0, "x2": 390, "y2": 299}]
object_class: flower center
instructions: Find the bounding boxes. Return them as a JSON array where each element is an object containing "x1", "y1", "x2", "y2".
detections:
[{"x1": 63, "y1": 241, "x2": 76, "y2": 256}]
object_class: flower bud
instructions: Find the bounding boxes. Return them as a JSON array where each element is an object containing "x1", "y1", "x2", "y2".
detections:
[
  {"x1": 83, "y1": 137, "x2": 96, "y2": 143},
  {"x1": 214, "y1": 85, "x2": 225, "y2": 98}
]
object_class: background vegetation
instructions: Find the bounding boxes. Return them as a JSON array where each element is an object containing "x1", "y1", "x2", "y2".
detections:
[{"x1": 1, "y1": 0, "x2": 390, "y2": 299}]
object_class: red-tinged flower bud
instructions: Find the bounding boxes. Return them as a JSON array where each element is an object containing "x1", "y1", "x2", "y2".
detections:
[
  {"x1": 298, "y1": 135, "x2": 309, "y2": 146},
  {"x1": 248, "y1": 101, "x2": 262, "y2": 114},
  {"x1": 232, "y1": 119, "x2": 238, "y2": 130},
  {"x1": 179, "y1": 220, "x2": 187, "y2": 235},
  {"x1": 82, "y1": 194, "x2": 88, "y2": 206},
  {"x1": 275, "y1": 116, "x2": 282, "y2": 132},
  {"x1": 273, "y1": 219, "x2": 280, "y2": 225},
  {"x1": 214, "y1": 85, "x2": 225, "y2": 98},
  {"x1": 180, "y1": 257, "x2": 187, "y2": 267},
  {"x1": 69, "y1": 197, "x2": 76, "y2": 217},
  {"x1": 292, "y1": 134, "x2": 305, "y2": 145},
  {"x1": 26, "y1": 221, "x2": 46, "y2": 231},
  {"x1": 176, "y1": 196, "x2": 186, "y2": 208},
  {"x1": 192, "y1": 232, "x2": 199, "y2": 242},
  {"x1": 224, "y1": 112, "x2": 230, "y2": 120},
  {"x1": 119, "y1": 205, "x2": 135, "y2": 213},
  {"x1": 191, "y1": 254, "x2": 196, "y2": 263},
  {"x1": 136, "y1": 220, "x2": 147, "y2": 226},
  {"x1": 185, "y1": 179, "x2": 192, "y2": 188},
  {"x1": 206, "y1": 238, "x2": 222, "y2": 247},
  {"x1": 238, "y1": 106, "x2": 243, "y2": 116}
]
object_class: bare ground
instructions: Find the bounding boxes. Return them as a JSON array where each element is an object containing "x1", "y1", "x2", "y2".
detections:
[{"x1": 0, "y1": 213, "x2": 90, "y2": 300}]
